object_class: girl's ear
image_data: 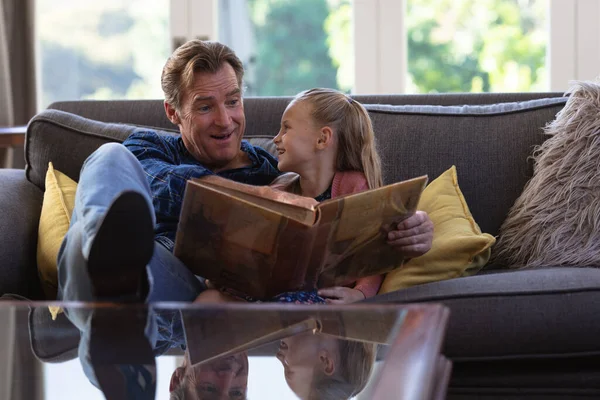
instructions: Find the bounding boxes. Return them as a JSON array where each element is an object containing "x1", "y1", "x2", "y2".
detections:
[
  {"x1": 317, "y1": 126, "x2": 334, "y2": 150},
  {"x1": 169, "y1": 367, "x2": 186, "y2": 392},
  {"x1": 319, "y1": 350, "x2": 336, "y2": 376}
]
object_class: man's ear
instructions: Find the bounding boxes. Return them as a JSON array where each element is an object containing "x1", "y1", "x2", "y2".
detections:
[
  {"x1": 164, "y1": 101, "x2": 181, "y2": 125},
  {"x1": 169, "y1": 366, "x2": 186, "y2": 392},
  {"x1": 316, "y1": 126, "x2": 334, "y2": 150}
]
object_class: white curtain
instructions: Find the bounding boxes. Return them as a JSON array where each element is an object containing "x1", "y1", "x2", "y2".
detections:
[
  {"x1": 0, "y1": 307, "x2": 16, "y2": 400},
  {"x1": 0, "y1": 0, "x2": 44, "y2": 394},
  {"x1": 0, "y1": 305, "x2": 44, "y2": 400},
  {"x1": 0, "y1": 0, "x2": 36, "y2": 168},
  {"x1": 0, "y1": 1, "x2": 14, "y2": 127}
]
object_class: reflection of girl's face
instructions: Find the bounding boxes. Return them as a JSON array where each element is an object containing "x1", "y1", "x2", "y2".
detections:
[{"x1": 276, "y1": 333, "x2": 338, "y2": 399}]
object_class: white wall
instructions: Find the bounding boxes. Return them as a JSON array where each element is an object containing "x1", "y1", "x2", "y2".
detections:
[{"x1": 550, "y1": 0, "x2": 600, "y2": 91}]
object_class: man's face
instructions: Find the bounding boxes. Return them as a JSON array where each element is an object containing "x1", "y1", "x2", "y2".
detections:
[
  {"x1": 170, "y1": 63, "x2": 246, "y2": 172},
  {"x1": 171, "y1": 353, "x2": 249, "y2": 400}
]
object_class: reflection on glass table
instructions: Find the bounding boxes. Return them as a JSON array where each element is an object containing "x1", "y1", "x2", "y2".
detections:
[{"x1": 8, "y1": 302, "x2": 450, "y2": 400}]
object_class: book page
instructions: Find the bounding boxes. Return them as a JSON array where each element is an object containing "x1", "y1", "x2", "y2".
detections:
[
  {"x1": 196, "y1": 175, "x2": 317, "y2": 226},
  {"x1": 316, "y1": 176, "x2": 428, "y2": 287}
]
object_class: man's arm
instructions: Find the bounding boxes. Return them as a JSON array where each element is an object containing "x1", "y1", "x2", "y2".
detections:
[{"x1": 124, "y1": 131, "x2": 213, "y2": 211}]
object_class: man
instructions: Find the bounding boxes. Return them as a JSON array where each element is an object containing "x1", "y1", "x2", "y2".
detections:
[
  {"x1": 57, "y1": 39, "x2": 433, "y2": 397},
  {"x1": 170, "y1": 352, "x2": 249, "y2": 400}
]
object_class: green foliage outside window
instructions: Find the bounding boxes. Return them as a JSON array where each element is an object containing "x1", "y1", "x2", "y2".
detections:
[
  {"x1": 406, "y1": 0, "x2": 547, "y2": 93},
  {"x1": 37, "y1": 0, "x2": 548, "y2": 107}
]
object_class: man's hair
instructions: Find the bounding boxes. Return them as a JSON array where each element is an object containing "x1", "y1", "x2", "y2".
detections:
[
  {"x1": 161, "y1": 39, "x2": 245, "y2": 111},
  {"x1": 292, "y1": 88, "x2": 383, "y2": 189},
  {"x1": 309, "y1": 340, "x2": 377, "y2": 400},
  {"x1": 169, "y1": 363, "x2": 248, "y2": 400}
]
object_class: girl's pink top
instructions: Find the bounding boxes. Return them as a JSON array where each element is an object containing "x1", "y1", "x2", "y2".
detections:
[{"x1": 331, "y1": 171, "x2": 384, "y2": 299}]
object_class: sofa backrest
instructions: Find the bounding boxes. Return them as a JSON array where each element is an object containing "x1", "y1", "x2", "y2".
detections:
[{"x1": 26, "y1": 92, "x2": 567, "y2": 239}]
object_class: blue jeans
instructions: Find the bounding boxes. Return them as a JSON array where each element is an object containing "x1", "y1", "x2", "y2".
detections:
[{"x1": 57, "y1": 143, "x2": 204, "y2": 391}]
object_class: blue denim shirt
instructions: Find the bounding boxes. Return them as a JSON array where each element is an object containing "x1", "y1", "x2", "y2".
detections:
[
  {"x1": 123, "y1": 130, "x2": 281, "y2": 252},
  {"x1": 122, "y1": 130, "x2": 281, "y2": 355}
]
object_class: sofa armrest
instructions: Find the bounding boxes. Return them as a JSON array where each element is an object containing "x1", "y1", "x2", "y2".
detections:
[{"x1": 0, "y1": 169, "x2": 44, "y2": 298}]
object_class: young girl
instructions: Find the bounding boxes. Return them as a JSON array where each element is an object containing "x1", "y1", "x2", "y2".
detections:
[
  {"x1": 276, "y1": 332, "x2": 376, "y2": 400},
  {"x1": 270, "y1": 88, "x2": 385, "y2": 304}
]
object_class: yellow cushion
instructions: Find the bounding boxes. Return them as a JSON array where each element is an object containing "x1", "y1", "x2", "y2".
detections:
[
  {"x1": 37, "y1": 162, "x2": 77, "y2": 319},
  {"x1": 379, "y1": 166, "x2": 495, "y2": 293}
]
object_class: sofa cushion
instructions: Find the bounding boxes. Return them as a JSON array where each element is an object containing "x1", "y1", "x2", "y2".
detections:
[
  {"x1": 362, "y1": 97, "x2": 568, "y2": 242},
  {"x1": 26, "y1": 110, "x2": 138, "y2": 189},
  {"x1": 25, "y1": 109, "x2": 280, "y2": 190},
  {"x1": 33, "y1": 95, "x2": 568, "y2": 241},
  {"x1": 0, "y1": 170, "x2": 45, "y2": 299},
  {"x1": 367, "y1": 267, "x2": 600, "y2": 361},
  {"x1": 494, "y1": 81, "x2": 600, "y2": 268},
  {"x1": 37, "y1": 162, "x2": 77, "y2": 301},
  {"x1": 380, "y1": 166, "x2": 495, "y2": 293},
  {"x1": 29, "y1": 96, "x2": 568, "y2": 245},
  {"x1": 28, "y1": 305, "x2": 79, "y2": 363}
]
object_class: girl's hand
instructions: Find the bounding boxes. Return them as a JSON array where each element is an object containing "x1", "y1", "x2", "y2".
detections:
[
  {"x1": 194, "y1": 289, "x2": 244, "y2": 303},
  {"x1": 317, "y1": 287, "x2": 366, "y2": 304}
]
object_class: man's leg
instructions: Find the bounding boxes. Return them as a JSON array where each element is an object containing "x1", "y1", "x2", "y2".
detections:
[
  {"x1": 57, "y1": 142, "x2": 155, "y2": 304},
  {"x1": 55, "y1": 143, "x2": 201, "y2": 398}
]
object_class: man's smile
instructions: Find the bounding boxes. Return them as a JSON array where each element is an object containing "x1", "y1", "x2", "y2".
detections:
[{"x1": 210, "y1": 130, "x2": 234, "y2": 140}]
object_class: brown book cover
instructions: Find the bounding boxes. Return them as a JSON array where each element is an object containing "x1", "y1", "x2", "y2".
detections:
[
  {"x1": 174, "y1": 174, "x2": 428, "y2": 299},
  {"x1": 180, "y1": 307, "x2": 406, "y2": 366},
  {"x1": 181, "y1": 309, "x2": 319, "y2": 365}
]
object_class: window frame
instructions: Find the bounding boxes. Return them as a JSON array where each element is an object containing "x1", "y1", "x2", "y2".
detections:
[{"x1": 172, "y1": 0, "x2": 600, "y2": 94}]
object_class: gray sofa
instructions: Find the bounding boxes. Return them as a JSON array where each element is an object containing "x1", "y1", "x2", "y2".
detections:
[{"x1": 2, "y1": 93, "x2": 600, "y2": 398}]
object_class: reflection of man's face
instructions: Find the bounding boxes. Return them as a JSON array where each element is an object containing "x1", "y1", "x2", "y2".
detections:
[{"x1": 171, "y1": 352, "x2": 249, "y2": 400}]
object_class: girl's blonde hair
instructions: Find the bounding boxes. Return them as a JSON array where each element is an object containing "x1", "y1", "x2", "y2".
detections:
[{"x1": 291, "y1": 88, "x2": 383, "y2": 189}]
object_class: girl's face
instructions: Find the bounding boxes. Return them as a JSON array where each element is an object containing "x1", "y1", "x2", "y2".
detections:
[
  {"x1": 273, "y1": 101, "x2": 322, "y2": 175},
  {"x1": 275, "y1": 333, "x2": 338, "y2": 399}
]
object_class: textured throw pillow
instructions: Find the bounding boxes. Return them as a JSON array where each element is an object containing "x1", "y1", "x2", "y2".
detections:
[
  {"x1": 379, "y1": 166, "x2": 495, "y2": 293},
  {"x1": 37, "y1": 162, "x2": 77, "y2": 318},
  {"x1": 494, "y1": 81, "x2": 600, "y2": 268}
]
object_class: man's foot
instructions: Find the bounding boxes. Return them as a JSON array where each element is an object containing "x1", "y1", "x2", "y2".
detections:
[
  {"x1": 87, "y1": 191, "x2": 154, "y2": 302},
  {"x1": 88, "y1": 308, "x2": 157, "y2": 400}
]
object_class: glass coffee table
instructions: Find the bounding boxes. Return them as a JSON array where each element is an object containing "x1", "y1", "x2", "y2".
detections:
[{"x1": 2, "y1": 301, "x2": 450, "y2": 400}]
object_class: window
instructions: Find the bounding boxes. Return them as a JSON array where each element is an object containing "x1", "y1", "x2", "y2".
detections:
[
  {"x1": 405, "y1": 0, "x2": 548, "y2": 93},
  {"x1": 33, "y1": 0, "x2": 597, "y2": 100},
  {"x1": 218, "y1": 0, "x2": 354, "y2": 95},
  {"x1": 35, "y1": 0, "x2": 170, "y2": 109}
]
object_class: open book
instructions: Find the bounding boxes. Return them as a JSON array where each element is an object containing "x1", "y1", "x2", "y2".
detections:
[
  {"x1": 180, "y1": 307, "x2": 405, "y2": 366},
  {"x1": 174, "y1": 174, "x2": 428, "y2": 299}
]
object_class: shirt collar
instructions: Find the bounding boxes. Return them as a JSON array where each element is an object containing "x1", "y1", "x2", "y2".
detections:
[{"x1": 177, "y1": 137, "x2": 261, "y2": 168}]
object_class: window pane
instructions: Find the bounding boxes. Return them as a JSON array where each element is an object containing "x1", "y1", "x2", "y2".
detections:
[
  {"x1": 36, "y1": 0, "x2": 170, "y2": 109},
  {"x1": 406, "y1": 0, "x2": 548, "y2": 93},
  {"x1": 218, "y1": 0, "x2": 353, "y2": 96}
]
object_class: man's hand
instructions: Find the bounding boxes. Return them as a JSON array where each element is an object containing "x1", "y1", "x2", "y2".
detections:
[
  {"x1": 387, "y1": 211, "x2": 434, "y2": 258},
  {"x1": 318, "y1": 287, "x2": 366, "y2": 304}
]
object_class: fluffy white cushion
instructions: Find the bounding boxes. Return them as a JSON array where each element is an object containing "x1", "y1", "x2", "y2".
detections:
[{"x1": 494, "y1": 80, "x2": 600, "y2": 268}]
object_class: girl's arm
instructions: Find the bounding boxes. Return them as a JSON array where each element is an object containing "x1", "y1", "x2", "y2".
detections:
[
  {"x1": 354, "y1": 275, "x2": 384, "y2": 299},
  {"x1": 318, "y1": 275, "x2": 384, "y2": 304}
]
